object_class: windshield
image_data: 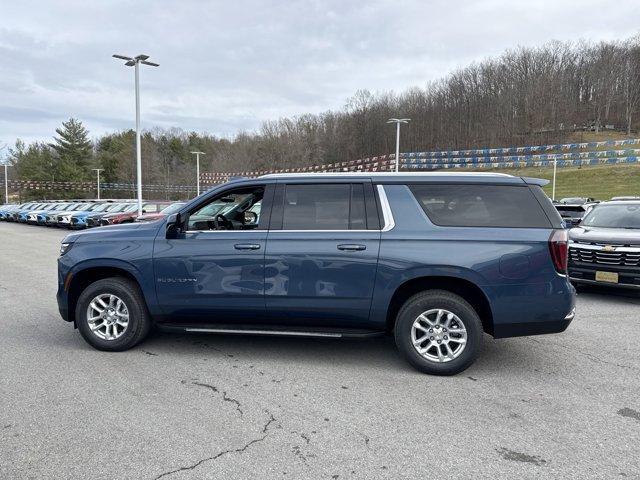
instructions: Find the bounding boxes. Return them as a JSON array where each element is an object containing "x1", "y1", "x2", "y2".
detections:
[
  {"x1": 91, "y1": 203, "x2": 113, "y2": 212},
  {"x1": 160, "y1": 202, "x2": 185, "y2": 214},
  {"x1": 87, "y1": 203, "x2": 108, "y2": 212},
  {"x1": 73, "y1": 203, "x2": 91, "y2": 210},
  {"x1": 581, "y1": 204, "x2": 640, "y2": 229},
  {"x1": 106, "y1": 203, "x2": 132, "y2": 213}
]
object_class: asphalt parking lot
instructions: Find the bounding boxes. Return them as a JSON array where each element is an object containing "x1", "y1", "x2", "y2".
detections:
[{"x1": 1, "y1": 222, "x2": 639, "y2": 479}]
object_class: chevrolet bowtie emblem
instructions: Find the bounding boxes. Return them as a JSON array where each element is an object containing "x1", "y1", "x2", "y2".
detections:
[{"x1": 602, "y1": 245, "x2": 616, "y2": 252}]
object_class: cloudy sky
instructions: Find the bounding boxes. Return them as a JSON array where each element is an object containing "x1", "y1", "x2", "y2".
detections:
[{"x1": 1, "y1": 0, "x2": 639, "y2": 150}]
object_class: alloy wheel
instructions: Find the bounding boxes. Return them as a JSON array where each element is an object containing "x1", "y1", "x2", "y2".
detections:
[
  {"x1": 411, "y1": 308, "x2": 467, "y2": 363},
  {"x1": 86, "y1": 294, "x2": 130, "y2": 341}
]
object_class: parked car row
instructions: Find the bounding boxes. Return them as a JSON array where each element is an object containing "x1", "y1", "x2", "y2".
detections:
[{"x1": 0, "y1": 200, "x2": 185, "y2": 228}]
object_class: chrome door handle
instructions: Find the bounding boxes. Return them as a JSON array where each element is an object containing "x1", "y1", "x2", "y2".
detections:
[
  {"x1": 234, "y1": 243, "x2": 261, "y2": 250},
  {"x1": 337, "y1": 244, "x2": 366, "y2": 251}
]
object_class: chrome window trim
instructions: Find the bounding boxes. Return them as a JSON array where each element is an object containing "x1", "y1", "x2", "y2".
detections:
[
  {"x1": 183, "y1": 184, "x2": 396, "y2": 234},
  {"x1": 376, "y1": 185, "x2": 395, "y2": 232}
]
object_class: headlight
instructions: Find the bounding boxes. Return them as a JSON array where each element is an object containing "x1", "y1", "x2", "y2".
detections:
[{"x1": 60, "y1": 242, "x2": 73, "y2": 256}]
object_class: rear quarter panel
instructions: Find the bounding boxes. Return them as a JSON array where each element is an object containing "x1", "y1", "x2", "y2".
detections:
[{"x1": 370, "y1": 184, "x2": 574, "y2": 335}]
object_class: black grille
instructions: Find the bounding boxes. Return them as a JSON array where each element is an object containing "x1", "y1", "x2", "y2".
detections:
[{"x1": 570, "y1": 247, "x2": 640, "y2": 267}]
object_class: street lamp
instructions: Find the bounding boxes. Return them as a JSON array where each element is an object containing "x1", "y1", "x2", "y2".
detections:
[
  {"x1": 92, "y1": 168, "x2": 104, "y2": 200},
  {"x1": 112, "y1": 53, "x2": 159, "y2": 216},
  {"x1": 552, "y1": 158, "x2": 557, "y2": 201},
  {"x1": 190, "y1": 151, "x2": 205, "y2": 196},
  {"x1": 387, "y1": 118, "x2": 410, "y2": 173},
  {"x1": 2, "y1": 162, "x2": 9, "y2": 204},
  {"x1": 0, "y1": 144, "x2": 7, "y2": 203}
]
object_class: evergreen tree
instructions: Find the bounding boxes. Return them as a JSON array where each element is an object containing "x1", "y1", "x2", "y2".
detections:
[{"x1": 50, "y1": 118, "x2": 93, "y2": 181}]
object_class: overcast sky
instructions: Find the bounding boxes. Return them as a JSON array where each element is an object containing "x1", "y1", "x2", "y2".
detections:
[{"x1": 1, "y1": 0, "x2": 639, "y2": 151}]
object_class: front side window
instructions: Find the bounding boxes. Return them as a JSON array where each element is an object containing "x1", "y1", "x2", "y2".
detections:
[
  {"x1": 410, "y1": 184, "x2": 551, "y2": 228},
  {"x1": 187, "y1": 186, "x2": 265, "y2": 231}
]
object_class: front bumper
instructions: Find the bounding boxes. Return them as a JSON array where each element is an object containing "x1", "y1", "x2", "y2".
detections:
[
  {"x1": 569, "y1": 265, "x2": 640, "y2": 289},
  {"x1": 57, "y1": 259, "x2": 72, "y2": 322}
]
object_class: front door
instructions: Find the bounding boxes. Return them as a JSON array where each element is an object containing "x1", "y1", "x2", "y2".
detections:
[
  {"x1": 264, "y1": 182, "x2": 381, "y2": 329},
  {"x1": 153, "y1": 183, "x2": 272, "y2": 325}
]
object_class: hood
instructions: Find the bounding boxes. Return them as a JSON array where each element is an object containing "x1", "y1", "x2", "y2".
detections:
[
  {"x1": 136, "y1": 213, "x2": 164, "y2": 221},
  {"x1": 62, "y1": 219, "x2": 162, "y2": 244},
  {"x1": 569, "y1": 226, "x2": 640, "y2": 246}
]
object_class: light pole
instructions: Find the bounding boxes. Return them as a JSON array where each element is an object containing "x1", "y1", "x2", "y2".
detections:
[
  {"x1": 387, "y1": 118, "x2": 410, "y2": 172},
  {"x1": 552, "y1": 158, "x2": 557, "y2": 200},
  {"x1": 0, "y1": 143, "x2": 7, "y2": 203},
  {"x1": 2, "y1": 163, "x2": 8, "y2": 204},
  {"x1": 92, "y1": 168, "x2": 104, "y2": 200},
  {"x1": 190, "y1": 151, "x2": 205, "y2": 196},
  {"x1": 113, "y1": 54, "x2": 159, "y2": 216}
]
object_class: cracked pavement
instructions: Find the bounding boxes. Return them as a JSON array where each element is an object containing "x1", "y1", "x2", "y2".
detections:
[{"x1": 1, "y1": 222, "x2": 639, "y2": 479}]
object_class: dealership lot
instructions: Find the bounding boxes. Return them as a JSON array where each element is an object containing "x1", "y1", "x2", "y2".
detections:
[{"x1": 1, "y1": 222, "x2": 639, "y2": 479}]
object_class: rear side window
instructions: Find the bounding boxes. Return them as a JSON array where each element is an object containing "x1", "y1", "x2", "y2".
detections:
[
  {"x1": 409, "y1": 184, "x2": 551, "y2": 228},
  {"x1": 279, "y1": 184, "x2": 367, "y2": 230}
]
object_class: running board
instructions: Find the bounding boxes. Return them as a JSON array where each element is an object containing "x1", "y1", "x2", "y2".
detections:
[{"x1": 184, "y1": 327, "x2": 343, "y2": 338}]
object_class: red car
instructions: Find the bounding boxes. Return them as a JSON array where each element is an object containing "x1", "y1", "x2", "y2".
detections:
[
  {"x1": 99, "y1": 202, "x2": 172, "y2": 226},
  {"x1": 135, "y1": 202, "x2": 186, "y2": 222}
]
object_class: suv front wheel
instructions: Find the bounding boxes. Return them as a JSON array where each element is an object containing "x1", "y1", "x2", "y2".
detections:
[
  {"x1": 75, "y1": 277, "x2": 151, "y2": 351},
  {"x1": 394, "y1": 290, "x2": 483, "y2": 375}
]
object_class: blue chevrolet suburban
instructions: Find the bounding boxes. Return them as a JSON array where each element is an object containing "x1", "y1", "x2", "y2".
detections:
[{"x1": 57, "y1": 172, "x2": 575, "y2": 375}]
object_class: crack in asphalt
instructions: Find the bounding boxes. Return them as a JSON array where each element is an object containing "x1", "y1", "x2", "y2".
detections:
[
  {"x1": 262, "y1": 411, "x2": 276, "y2": 434},
  {"x1": 153, "y1": 411, "x2": 277, "y2": 480},
  {"x1": 221, "y1": 391, "x2": 243, "y2": 416},
  {"x1": 191, "y1": 381, "x2": 243, "y2": 416}
]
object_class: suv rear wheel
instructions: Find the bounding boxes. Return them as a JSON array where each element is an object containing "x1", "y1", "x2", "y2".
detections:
[
  {"x1": 394, "y1": 290, "x2": 482, "y2": 375},
  {"x1": 75, "y1": 277, "x2": 151, "y2": 351}
]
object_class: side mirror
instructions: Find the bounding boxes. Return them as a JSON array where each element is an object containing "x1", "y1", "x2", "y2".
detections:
[{"x1": 166, "y1": 213, "x2": 182, "y2": 239}]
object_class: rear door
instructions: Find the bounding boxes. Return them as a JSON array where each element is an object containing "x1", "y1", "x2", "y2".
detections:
[{"x1": 264, "y1": 181, "x2": 381, "y2": 328}]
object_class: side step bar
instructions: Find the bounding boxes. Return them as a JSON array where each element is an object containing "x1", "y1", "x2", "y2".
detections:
[
  {"x1": 180, "y1": 327, "x2": 386, "y2": 338},
  {"x1": 185, "y1": 328, "x2": 343, "y2": 338}
]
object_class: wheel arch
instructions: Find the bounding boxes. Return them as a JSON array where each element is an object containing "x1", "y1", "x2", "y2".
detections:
[
  {"x1": 66, "y1": 263, "x2": 145, "y2": 326},
  {"x1": 385, "y1": 276, "x2": 494, "y2": 335}
]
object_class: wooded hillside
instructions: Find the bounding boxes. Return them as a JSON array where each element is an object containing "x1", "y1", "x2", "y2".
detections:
[{"x1": 6, "y1": 34, "x2": 640, "y2": 199}]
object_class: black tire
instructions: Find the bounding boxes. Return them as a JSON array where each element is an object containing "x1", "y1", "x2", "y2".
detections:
[
  {"x1": 75, "y1": 277, "x2": 151, "y2": 351},
  {"x1": 394, "y1": 290, "x2": 483, "y2": 376}
]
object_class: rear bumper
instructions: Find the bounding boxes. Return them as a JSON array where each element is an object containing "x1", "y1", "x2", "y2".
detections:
[
  {"x1": 493, "y1": 307, "x2": 575, "y2": 338},
  {"x1": 490, "y1": 276, "x2": 576, "y2": 339}
]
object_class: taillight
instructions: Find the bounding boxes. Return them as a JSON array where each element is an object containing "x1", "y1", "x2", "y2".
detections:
[{"x1": 549, "y1": 229, "x2": 568, "y2": 274}]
